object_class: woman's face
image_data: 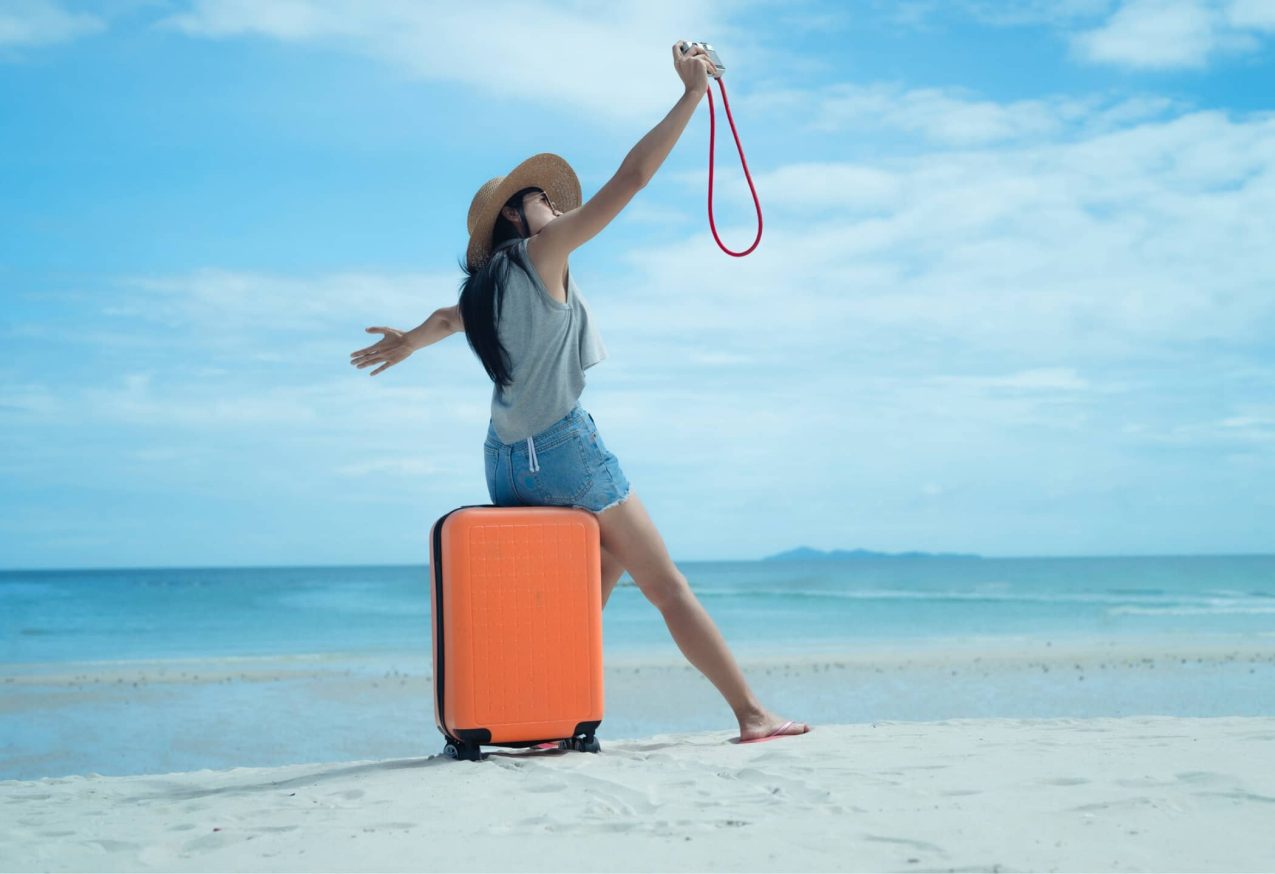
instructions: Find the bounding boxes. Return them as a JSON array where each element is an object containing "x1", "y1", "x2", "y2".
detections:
[{"x1": 503, "y1": 189, "x2": 561, "y2": 237}]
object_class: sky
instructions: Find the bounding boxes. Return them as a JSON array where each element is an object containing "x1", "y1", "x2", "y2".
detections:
[{"x1": 2, "y1": 0, "x2": 1273, "y2": 570}]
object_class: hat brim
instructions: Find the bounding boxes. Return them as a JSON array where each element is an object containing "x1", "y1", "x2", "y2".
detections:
[{"x1": 466, "y1": 153, "x2": 582, "y2": 271}]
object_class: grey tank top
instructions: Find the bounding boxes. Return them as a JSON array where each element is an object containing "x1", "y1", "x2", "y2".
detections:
[{"x1": 488, "y1": 237, "x2": 608, "y2": 443}]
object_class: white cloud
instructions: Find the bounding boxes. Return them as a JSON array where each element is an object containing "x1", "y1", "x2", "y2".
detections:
[
  {"x1": 0, "y1": 380, "x2": 60, "y2": 416},
  {"x1": 929, "y1": 368, "x2": 1093, "y2": 393},
  {"x1": 80, "y1": 371, "x2": 322, "y2": 427},
  {"x1": 746, "y1": 82, "x2": 1180, "y2": 147},
  {"x1": 813, "y1": 84, "x2": 1069, "y2": 145},
  {"x1": 1072, "y1": 0, "x2": 1250, "y2": 69},
  {"x1": 962, "y1": 0, "x2": 1119, "y2": 26},
  {"x1": 157, "y1": 0, "x2": 745, "y2": 123},
  {"x1": 1144, "y1": 408, "x2": 1275, "y2": 447},
  {"x1": 0, "y1": 0, "x2": 104, "y2": 50},
  {"x1": 109, "y1": 267, "x2": 452, "y2": 339},
  {"x1": 1227, "y1": 0, "x2": 1275, "y2": 30},
  {"x1": 1064, "y1": 0, "x2": 1275, "y2": 69},
  {"x1": 335, "y1": 456, "x2": 452, "y2": 477},
  {"x1": 901, "y1": 0, "x2": 1275, "y2": 70},
  {"x1": 717, "y1": 161, "x2": 901, "y2": 211},
  {"x1": 636, "y1": 103, "x2": 1275, "y2": 372}
]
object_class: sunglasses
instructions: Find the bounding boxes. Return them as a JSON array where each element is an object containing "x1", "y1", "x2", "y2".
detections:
[{"x1": 524, "y1": 191, "x2": 558, "y2": 212}]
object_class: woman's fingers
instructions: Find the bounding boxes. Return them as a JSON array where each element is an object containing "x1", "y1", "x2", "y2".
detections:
[
  {"x1": 352, "y1": 326, "x2": 408, "y2": 372},
  {"x1": 352, "y1": 328, "x2": 388, "y2": 357},
  {"x1": 672, "y1": 41, "x2": 709, "y2": 63},
  {"x1": 673, "y1": 42, "x2": 716, "y2": 76},
  {"x1": 352, "y1": 328, "x2": 399, "y2": 357},
  {"x1": 370, "y1": 353, "x2": 405, "y2": 375},
  {"x1": 354, "y1": 346, "x2": 410, "y2": 371}
]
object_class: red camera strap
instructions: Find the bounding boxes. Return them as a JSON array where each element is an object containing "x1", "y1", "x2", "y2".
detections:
[{"x1": 703, "y1": 78, "x2": 763, "y2": 257}]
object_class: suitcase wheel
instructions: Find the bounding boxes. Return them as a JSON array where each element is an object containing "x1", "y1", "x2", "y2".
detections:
[
  {"x1": 443, "y1": 741, "x2": 483, "y2": 762},
  {"x1": 568, "y1": 735, "x2": 602, "y2": 754}
]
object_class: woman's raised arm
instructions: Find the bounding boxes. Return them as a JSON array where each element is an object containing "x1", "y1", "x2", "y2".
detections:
[{"x1": 531, "y1": 42, "x2": 717, "y2": 268}]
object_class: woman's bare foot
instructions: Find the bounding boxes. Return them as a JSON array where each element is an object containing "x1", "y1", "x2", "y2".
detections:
[{"x1": 736, "y1": 708, "x2": 811, "y2": 743}]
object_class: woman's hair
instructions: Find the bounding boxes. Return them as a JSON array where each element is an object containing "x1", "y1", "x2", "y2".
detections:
[{"x1": 456, "y1": 186, "x2": 542, "y2": 392}]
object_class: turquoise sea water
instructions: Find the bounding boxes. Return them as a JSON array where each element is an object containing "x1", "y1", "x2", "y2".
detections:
[
  {"x1": 4, "y1": 555, "x2": 1275, "y2": 664},
  {"x1": 2, "y1": 555, "x2": 1273, "y2": 780}
]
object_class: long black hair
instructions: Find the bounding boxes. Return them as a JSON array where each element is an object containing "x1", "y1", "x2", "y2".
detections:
[{"x1": 456, "y1": 186, "x2": 542, "y2": 392}]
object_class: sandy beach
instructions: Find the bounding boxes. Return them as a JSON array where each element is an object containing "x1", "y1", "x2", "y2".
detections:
[
  {"x1": 5, "y1": 636, "x2": 1275, "y2": 872},
  {"x1": 5, "y1": 634, "x2": 1275, "y2": 780},
  {"x1": 3, "y1": 714, "x2": 1274, "y2": 872}
]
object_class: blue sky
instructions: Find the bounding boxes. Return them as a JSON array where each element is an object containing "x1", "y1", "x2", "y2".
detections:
[{"x1": 2, "y1": 0, "x2": 1273, "y2": 569}]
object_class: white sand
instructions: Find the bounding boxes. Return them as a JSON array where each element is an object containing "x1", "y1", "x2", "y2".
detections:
[{"x1": 4, "y1": 715, "x2": 1275, "y2": 873}]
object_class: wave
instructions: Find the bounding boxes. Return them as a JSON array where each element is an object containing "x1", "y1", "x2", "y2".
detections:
[
  {"x1": 0, "y1": 582, "x2": 66, "y2": 599},
  {"x1": 1108, "y1": 605, "x2": 1275, "y2": 617},
  {"x1": 689, "y1": 587, "x2": 1270, "y2": 608}
]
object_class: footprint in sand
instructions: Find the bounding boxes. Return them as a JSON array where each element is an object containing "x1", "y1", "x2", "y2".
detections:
[
  {"x1": 520, "y1": 780, "x2": 570, "y2": 794},
  {"x1": 862, "y1": 834, "x2": 945, "y2": 854},
  {"x1": 83, "y1": 839, "x2": 140, "y2": 853},
  {"x1": 1069, "y1": 798, "x2": 1159, "y2": 812},
  {"x1": 734, "y1": 766, "x2": 834, "y2": 804},
  {"x1": 1174, "y1": 771, "x2": 1229, "y2": 784},
  {"x1": 182, "y1": 830, "x2": 243, "y2": 852},
  {"x1": 1195, "y1": 789, "x2": 1275, "y2": 804}
]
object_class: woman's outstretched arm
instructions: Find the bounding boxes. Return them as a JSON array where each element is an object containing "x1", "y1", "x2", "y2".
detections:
[
  {"x1": 349, "y1": 306, "x2": 460, "y2": 376},
  {"x1": 407, "y1": 305, "x2": 463, "y2": 347}
]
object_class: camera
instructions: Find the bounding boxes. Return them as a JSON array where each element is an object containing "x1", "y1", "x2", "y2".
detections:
[{"x1": 679, "y1": 40, "x2": 724, "y2": 79}]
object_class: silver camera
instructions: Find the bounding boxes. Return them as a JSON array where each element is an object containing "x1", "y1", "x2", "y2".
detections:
[{"x1": 679, "y1": 40, "x2": 724, "y2": 79}]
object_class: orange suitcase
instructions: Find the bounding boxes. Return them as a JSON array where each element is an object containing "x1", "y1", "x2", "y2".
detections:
[{"x1": 429, "y1": 504, "x2": 605, "y2": 761}]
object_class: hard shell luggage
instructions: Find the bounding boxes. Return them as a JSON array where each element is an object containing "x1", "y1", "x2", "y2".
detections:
[{"x1": 429, "y1": 504, "x2": 605, "y2": 761}]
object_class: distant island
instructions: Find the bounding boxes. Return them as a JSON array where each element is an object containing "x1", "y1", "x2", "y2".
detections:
[{"x1": 762, "y1": 547, "x2": 982, "y2": 561}]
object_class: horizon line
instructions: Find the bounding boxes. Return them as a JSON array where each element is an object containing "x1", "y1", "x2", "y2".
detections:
[{"x1": 4, "y1": 551, "x2": 1275, "y2": 574}]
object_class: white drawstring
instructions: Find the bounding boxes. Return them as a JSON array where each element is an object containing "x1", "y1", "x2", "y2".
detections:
[{"x1": 526, "y1": 436, "x2": 540, "y2": 472}]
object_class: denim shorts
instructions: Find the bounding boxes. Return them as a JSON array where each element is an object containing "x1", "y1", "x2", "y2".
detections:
[{"x1": 484, "y1": 402, "x2": 632, "y2": 514}]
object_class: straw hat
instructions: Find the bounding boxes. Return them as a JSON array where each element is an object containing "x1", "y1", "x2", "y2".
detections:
[{"x1": 465, "y1": 153, "x2": 582, "y2": 271}]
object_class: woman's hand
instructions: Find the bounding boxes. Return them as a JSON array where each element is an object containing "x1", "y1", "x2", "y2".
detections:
[
  {"x1": 673, "y1": 41, "x2": 718, "y2": 95},
  {"x1": 350, "y1": 326, "x2": 415, "y2": 376}
]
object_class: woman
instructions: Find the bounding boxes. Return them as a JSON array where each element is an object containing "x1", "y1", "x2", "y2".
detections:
[{"x1": 350, "y1": 41, "x2": 809, "y2": 745}]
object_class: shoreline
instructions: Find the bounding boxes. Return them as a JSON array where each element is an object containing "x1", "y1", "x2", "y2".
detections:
[
  {"x1": 3, "y1": 633, "x2": 1274, "y2": 783},
  {"x1": 4, "y1": 716, "x2": 1275, "y2": 872},
  {"x1": 6, "y1": 628, "x2": 1274, "y2": 677}
]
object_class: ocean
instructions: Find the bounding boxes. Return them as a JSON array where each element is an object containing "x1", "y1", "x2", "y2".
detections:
[
  {"x1": 3, "y1": 555, "x2": 1273, "y2": 780},
  {"x1": 6, "y1": 555, "x2": 1275, "y2": 664}
]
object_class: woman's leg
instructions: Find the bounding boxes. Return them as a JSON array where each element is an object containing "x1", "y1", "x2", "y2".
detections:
[
  {"x1": 595, "y1": 489, "x2": 808, "y2": 741},
  {"x1": 600, "y1": 544, "x2": 625, "y2": 609}
]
